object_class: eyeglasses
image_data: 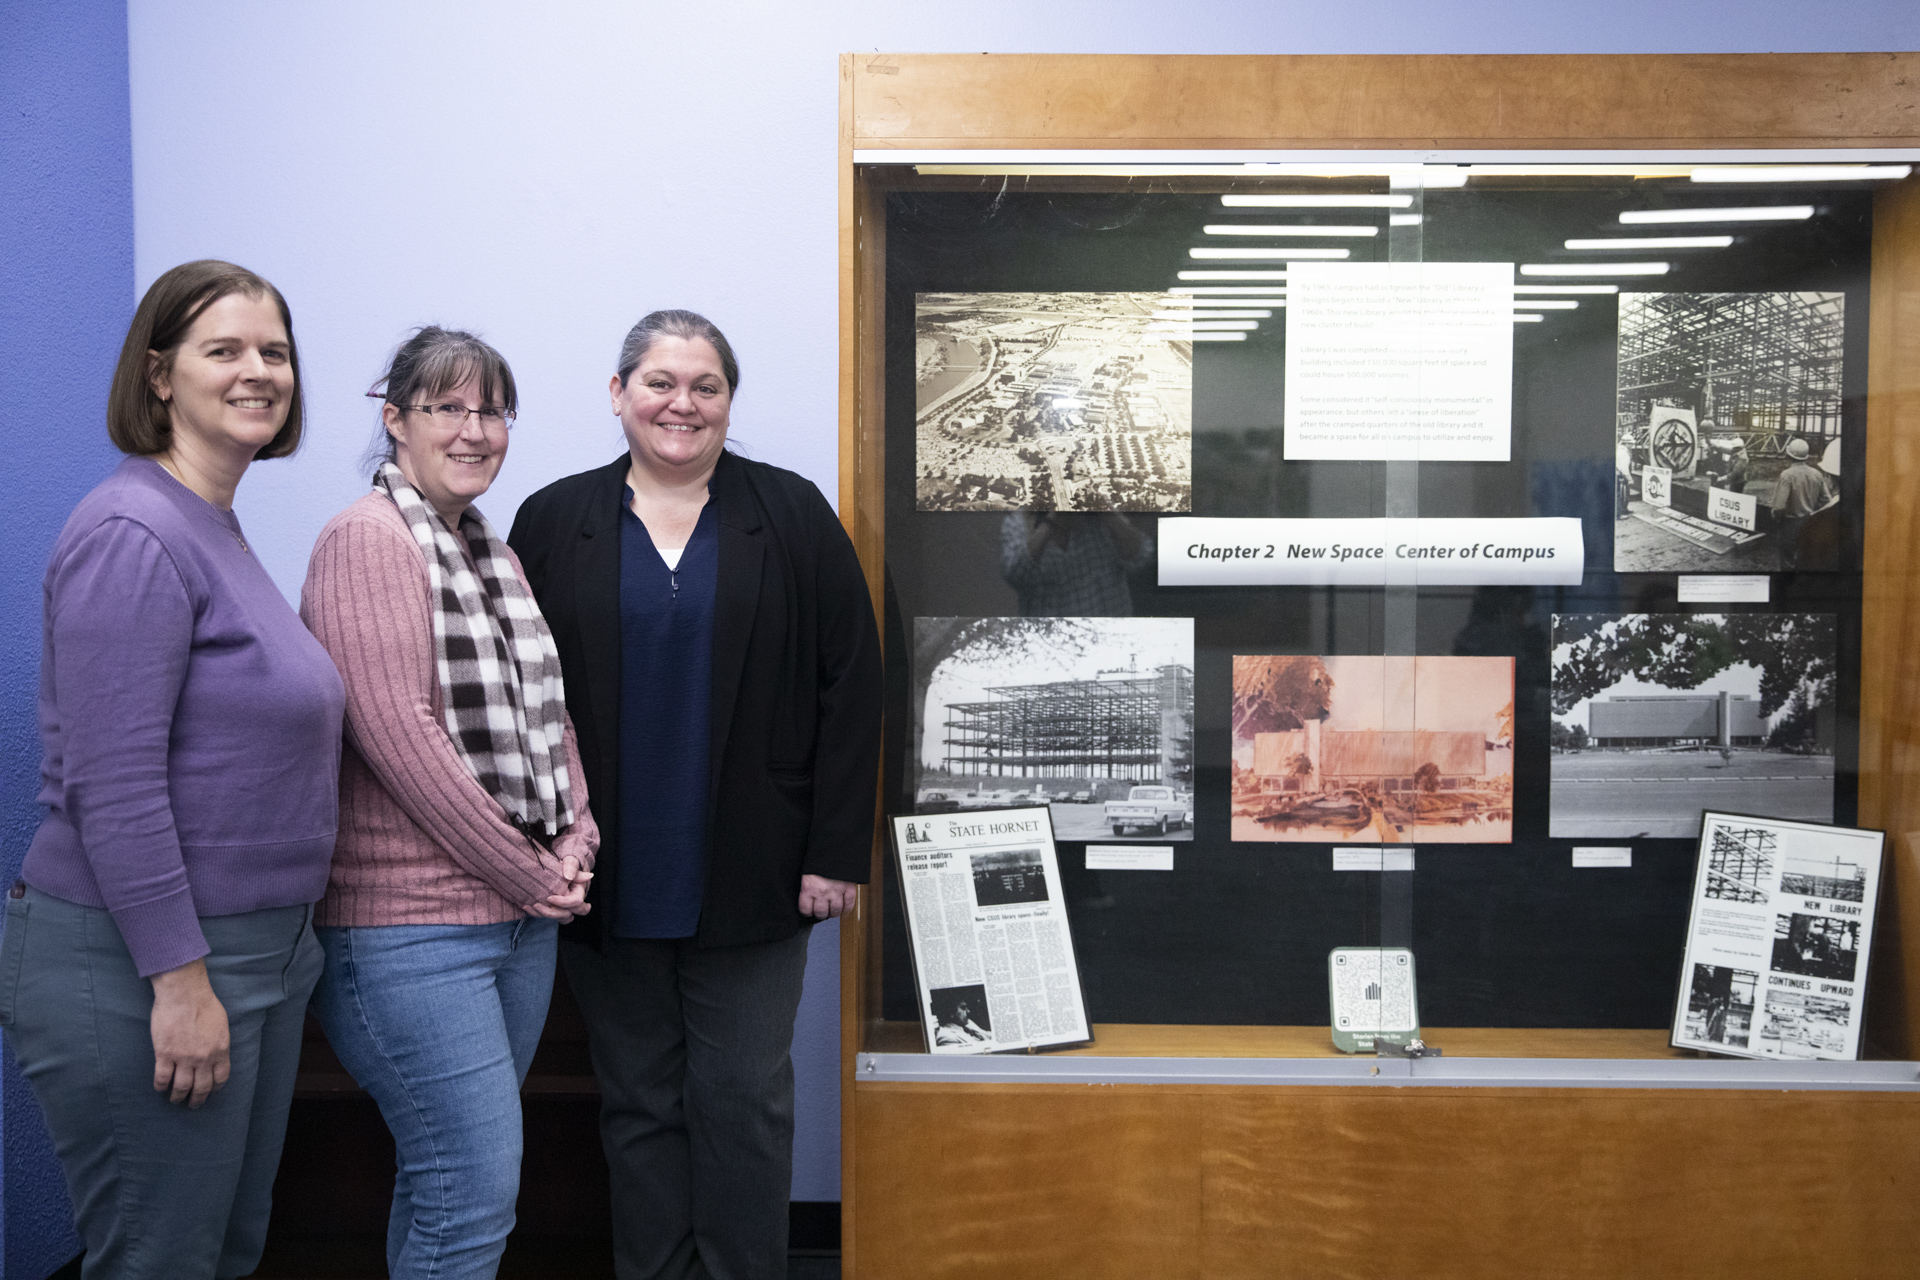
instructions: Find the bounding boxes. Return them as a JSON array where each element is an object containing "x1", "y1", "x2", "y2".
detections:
[
  {"x1": 402, "y1": 402, "x2": 516, "y2": 430},
  {"x1": 362, "y1": 391, "x2": 518, "y2": 429}
]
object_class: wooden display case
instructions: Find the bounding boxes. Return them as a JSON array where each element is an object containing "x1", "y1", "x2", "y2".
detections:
[{"x1": 838, "y1": 52, "x2": 1920, "y2": 1279}]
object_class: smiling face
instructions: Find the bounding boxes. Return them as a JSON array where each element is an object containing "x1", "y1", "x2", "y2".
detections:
[
  {"x1": 611, "y1": 335, "x2": 732, "y2": 482},
  {"x1": 148, "y1": 292, "x2": 294, "y2": 464},
  {"x1": 384, "y1": 372, "x2": 509, "y2": 525}
]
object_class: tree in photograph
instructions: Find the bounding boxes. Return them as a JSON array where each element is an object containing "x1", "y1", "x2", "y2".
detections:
[
  {"x1": 1550, "y1": 614, "x2": 1835, "y2": 719},
  {"x1": 1549, "y1": 720, "x2": 1592, "y2": 750},
  {"x1": 1766, "y1": 689, "x2": 1821, "y2": 751},
  {"x1": 1166, "y1": 728, "x2": 1195, "y2": 786},
  {"x1": 911, "y1": 617, "x2": 1099, "y2": 785},
  {"x1": 1232, "y1": 655, "x2": 1335, "y2": 741}
]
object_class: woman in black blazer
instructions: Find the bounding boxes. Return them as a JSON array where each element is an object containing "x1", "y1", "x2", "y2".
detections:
[{"x1": 508, "y1": 310, "x2": 880, "y2": 1280}]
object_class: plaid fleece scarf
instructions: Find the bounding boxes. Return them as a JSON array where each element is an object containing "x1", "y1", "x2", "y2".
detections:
[{"x1": 375, "y1": 463, "x2": 574, "y2": 838}]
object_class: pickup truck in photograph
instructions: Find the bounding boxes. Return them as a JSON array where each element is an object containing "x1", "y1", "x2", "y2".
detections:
[{"x1": 1104, "y1": 785, "x2": 1190, "y2": 836}]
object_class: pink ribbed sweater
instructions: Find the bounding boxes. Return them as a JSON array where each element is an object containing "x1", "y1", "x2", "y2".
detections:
[{"x1": 300, "y1": 492, "x2": 598, "y2": 927}]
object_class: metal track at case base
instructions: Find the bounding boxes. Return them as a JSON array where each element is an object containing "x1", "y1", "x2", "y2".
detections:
[{"x1": 856, "y1": 1053, "x2": 1920, "y2": 1091}]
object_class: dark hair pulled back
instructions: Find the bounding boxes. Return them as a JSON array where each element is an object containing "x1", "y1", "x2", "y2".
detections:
[
  {"x1": 362, "y1": 326, "x2": 517, "y2": 476},
  {"x1": 615, "y1": 309, "x2": 739, "y2": 393}
]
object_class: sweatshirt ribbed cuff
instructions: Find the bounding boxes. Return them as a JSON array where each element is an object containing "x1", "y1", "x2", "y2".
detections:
[{"x1": 110, "y1": 886, "x2": 212, "y2": 977}]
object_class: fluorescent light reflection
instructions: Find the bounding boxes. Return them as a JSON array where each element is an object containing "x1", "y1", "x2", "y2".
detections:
[
  {"x1": 1513, "y1": 284, "x2": 1619, "y2": 294},
  {"x1": 1620, "y1": 206, "x2": 1813, "y2": 224},
  {"x1": 1152, "y1": 309, "x2": 1271, "y2": 319},
  {"x1": 1159, "y1": 297, "x2": 1286, "y2": 307},
  {"x1": 1464, "y1": 165, "x2": 1690, "y2": 178},
  {"x1": 1189, "y1": 247, "x2": 1348, "y2": 260},
  {"x1": 1203, "y1": 224, "x2": 1378, "y2": 237},
  {"x1": 1148, "y1": 320, "x2": 1259, "y2": 331},
  {"x1": 1512, "y1": 314, "x2": 1545, "y2": 322},
  {"x1": 1564, "y1": 236, "x2": 1733, "y2": 250},
  {"x1": 1390, "y1": 214, "x2": 1423, "y2": 226},
  {"x1": 1178, "y1": 270, "x2": 1291, "y2": 280},
  {"x1": 1163, "y1": 331, "x2": 1247, "y2": 341},
  {"x1": 1170, "y1": 286, "x2": 1286, "y2": 294},
  {"x1": 1692, "y1": 165, "x2": 1910, "y2": 183},
  {"x1": 1519, "y1": 263, "x2": 1669, "y2": 276},
  {"x1": 1390, "y1": 168, "x2": 1469, "y2": 188},
  {"x1": 1515, "y1": 300, "x2": 1578, "y2": 310},
  {"x1": 1222, "y1": 194, "x2": 1413, "y2": 209}
]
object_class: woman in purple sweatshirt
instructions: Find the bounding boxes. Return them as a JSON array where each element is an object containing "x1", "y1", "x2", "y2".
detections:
[{"x1": 0, "y1": 260, "x2": 345, "y2": 1280}]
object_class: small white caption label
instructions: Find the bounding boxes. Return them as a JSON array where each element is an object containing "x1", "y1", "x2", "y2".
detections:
[
  {"x1": 1085, "y1": 846, "x2": 1174, "y2": 871},
  {"x1": 1333, "y1": 847, "x2": 1416, "y2": 872}
]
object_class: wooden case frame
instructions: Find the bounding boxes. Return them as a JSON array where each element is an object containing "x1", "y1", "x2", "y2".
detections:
[{"x1": 838, "y1": 53, "x2": 1920, "y2": 1278}]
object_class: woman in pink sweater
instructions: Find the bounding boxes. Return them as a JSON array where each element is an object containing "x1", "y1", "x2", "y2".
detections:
[{"x1": 300, "y1": 328, "x2": 596, "y2": 1279}]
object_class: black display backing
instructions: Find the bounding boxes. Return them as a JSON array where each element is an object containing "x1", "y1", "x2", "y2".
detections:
[{"x1": 877, "y1": 181, "x2": 1871, "y2": 1030}]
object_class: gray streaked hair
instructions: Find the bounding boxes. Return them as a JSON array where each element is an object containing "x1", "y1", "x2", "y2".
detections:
[
  {"x1": 615, "y1": 309, "x2": 739, "y2": 393},
  {"x1": 362, "y1": 326, "x2": 517, "y2": 476}
]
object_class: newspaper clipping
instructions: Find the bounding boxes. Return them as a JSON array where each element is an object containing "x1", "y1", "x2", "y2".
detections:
[
  {"x1": 1672, "y1": 811, "x2": 1884, "y2": 1061},
  {"x1": 890, "y1": 806, "x2": 1092, "y2": 1055}
]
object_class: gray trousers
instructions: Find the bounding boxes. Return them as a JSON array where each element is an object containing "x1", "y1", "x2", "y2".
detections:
[
  {"x1": 0, "y1": 886, "x2": 323, "y2": 1280},
  {"x1": 561, "y1": 928, "x2": 811, "y2": 1280}
]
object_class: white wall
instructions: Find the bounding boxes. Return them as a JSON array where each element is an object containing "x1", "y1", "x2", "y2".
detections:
[{"x1": 128, "y1": 0, "x2": 1920, "y2": 1202}]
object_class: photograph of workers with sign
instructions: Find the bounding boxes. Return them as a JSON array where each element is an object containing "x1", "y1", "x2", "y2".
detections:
[{"x1": 1613, "y1": 291, "x2": 1844, "y2": 573}]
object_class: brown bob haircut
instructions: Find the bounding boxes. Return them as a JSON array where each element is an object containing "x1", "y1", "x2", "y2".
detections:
[{"x1": 107, "y1": 259, "x2": 304, "y2": 458}]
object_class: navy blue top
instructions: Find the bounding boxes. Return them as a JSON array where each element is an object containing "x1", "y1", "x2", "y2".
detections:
[{"x1": 615, "y1": 492, "x2": 719, "y2": 938}]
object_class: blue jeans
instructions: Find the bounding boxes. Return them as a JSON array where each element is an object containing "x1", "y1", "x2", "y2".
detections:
[{"x1": 312, "y1": 918, "x2": 558, "y2": 1279}]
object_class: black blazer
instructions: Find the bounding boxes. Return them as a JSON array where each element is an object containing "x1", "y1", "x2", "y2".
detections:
[{"x1": 508, "y1": 451, "x2": 882, "y2": 948}]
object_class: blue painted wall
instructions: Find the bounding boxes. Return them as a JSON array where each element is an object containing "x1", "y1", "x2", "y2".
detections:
[{"x1": 0, "y1": 0, "x2": 135, "y2": 1274}]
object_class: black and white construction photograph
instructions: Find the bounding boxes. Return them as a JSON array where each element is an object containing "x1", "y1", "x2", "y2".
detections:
[
  {"x1": 1771, "y1": 912, "x2": 1860, "y2": 982},
  {"x1": 928, "y1": 984, "x2": 992, "y2": 1048},
  {"x1": 970, "y1": 848, "x2": 1050, "y2": 907},
  {"x1": 1550, "y1": 614, "x2": 1836, "y2": 838},
  {"x1": 1683, "y1": 964, "x2": 1758, "y2": 1050},
  {"x1": 913, "y1": 616, "x2": 1195, "y2": 842},
  {"x1": 1613, "y1": 291, "x2": 1845, "y2": 573},
  {"x1": 1704, "y1": 823, "x2": 1776, "y2": 904},
  {"x1": 1780, "y1": 849, "x2": 1869, "y2": 903},
  {"x1": 1757, "y1": 990, "x2": 1852, "y2": 1059},
  {"x1": 1673, "y1": 813, "x2": 1882, "y2": 1063},
  {"x1": 916, "y1": 292, "x2": 1193, "y2": 512}
]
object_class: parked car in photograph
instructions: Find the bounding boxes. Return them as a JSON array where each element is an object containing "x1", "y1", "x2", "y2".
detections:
[
  {"x1": 917, "y1": 789, "x2": 962, "y2": 813},
  {"x1": 1105, "y1": 785, "x2": 1189, "y2": 836}
]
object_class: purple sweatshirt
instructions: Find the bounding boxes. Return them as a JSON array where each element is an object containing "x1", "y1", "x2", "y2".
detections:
[{"x1": 25, "y1": 457, "x2": 346, "y2": 976}]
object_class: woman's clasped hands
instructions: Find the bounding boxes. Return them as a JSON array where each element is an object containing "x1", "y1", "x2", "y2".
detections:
[{"x1": 524, "y1": 852, "x2": 593, "y2": 920}]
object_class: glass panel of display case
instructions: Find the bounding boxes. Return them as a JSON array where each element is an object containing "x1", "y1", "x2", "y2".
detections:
[{"x1": 870, "y1": 158, "x2": 1886, "y2": 1059}]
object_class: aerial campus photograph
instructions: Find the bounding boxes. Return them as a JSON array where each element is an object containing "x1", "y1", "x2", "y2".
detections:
[
  {"x1": 1549, "y1": 613, "x2": 1836, "y2": 839},
  {"x1": 915, "y1": 292, "x2": 1193, "y2": 512}
]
